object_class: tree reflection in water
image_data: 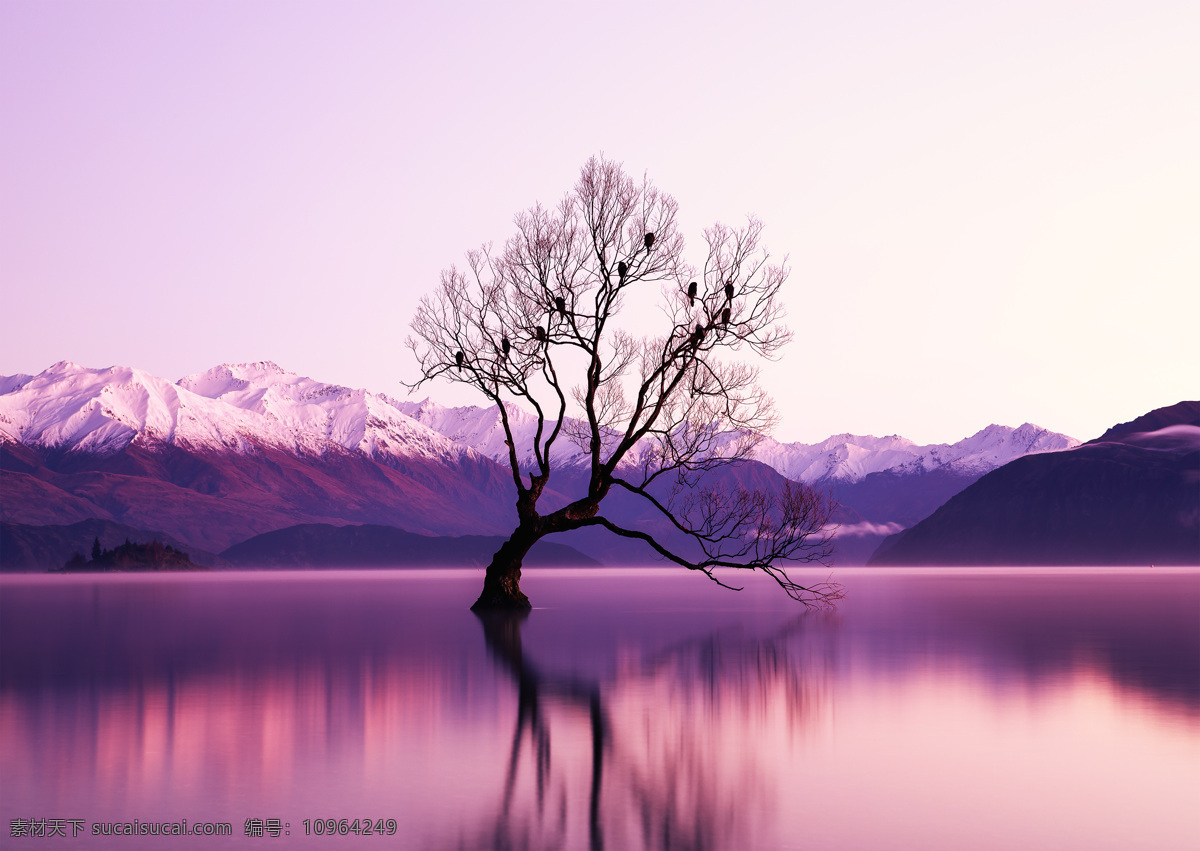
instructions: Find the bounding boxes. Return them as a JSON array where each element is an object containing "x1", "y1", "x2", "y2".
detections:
[{"x1": 451, "y1": 611, "x2": 830, "y2": 851}]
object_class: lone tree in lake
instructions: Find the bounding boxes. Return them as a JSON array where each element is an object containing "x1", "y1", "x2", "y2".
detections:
[{"x1": 407, "y1": 156, "x2": 841, "y2": 610}]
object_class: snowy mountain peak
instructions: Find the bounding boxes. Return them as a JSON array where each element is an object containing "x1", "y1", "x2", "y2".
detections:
[
  {"x1": 395, "y1": 398, "x2": 593, "y2": 469},
  {"x1": 753, "y1": 423, "x2": 1078, "y2": 484},
  {"x1": 0, "y1": 362, "x2": 478, "y2": 467},
  {"x1": 951, "y1": 422, "x2": 1077, "y2": 467},
  {"x1": 45, "y1": 360, "x2": 85, "y2": 374},
  {"x1": 178, "y1": 361, "x2": 334, "y2": 398},
  {"x1": 178, "y1": 362, "x2": 362, "y2": 422},
  {"x1": 0, "y1": 362, "x2": 213, "y2": 452}
]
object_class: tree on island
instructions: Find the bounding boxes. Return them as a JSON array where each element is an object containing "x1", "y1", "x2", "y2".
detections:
[
  {"x1": 407, "y1": 156, "x2": 841, "y2": 610},
  {"x1": 64, "y1": 538, "x2": 200, "y2": 571}
]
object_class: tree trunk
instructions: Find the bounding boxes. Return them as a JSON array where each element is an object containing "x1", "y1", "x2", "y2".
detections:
[{"x1": 471, "y1": 526, "x2": 538, "y2": 611}]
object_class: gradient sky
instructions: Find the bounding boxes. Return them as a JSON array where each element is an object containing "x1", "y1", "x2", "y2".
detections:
[{"x1": 2, "y1": 0, "x2": 1196, "y2": 444}]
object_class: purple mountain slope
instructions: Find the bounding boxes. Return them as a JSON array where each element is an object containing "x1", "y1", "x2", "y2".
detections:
[{"x1": 0, "y1": 363, "x2": 522, "y2": 555}]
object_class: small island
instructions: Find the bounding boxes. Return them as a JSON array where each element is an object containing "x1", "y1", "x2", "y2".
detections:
[{"x1": 62, "y1": 537, "x2": 206, "y2": 572}]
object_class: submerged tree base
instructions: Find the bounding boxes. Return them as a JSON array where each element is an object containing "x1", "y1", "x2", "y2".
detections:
[
  {"x1": 470, "y1": 571, "x2": 532, "y2": 611},
  {"x1": 471, "y1": 533, "x2": 537, "y2": 611}
]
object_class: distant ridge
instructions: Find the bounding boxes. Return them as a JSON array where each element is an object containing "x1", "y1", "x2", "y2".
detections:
[
  {"x1": 1, "y1": 519, "x2": 227, "y2": 571},
  {"x1": 221, "y1": 523, "x2": 601, "y2": 568},
  {"x1": 1092, "y1": 400, "x2": 1200, "y2": 443},
  {"x1": 870, "y1": 401, "x2": 1200, "y2": 566}
]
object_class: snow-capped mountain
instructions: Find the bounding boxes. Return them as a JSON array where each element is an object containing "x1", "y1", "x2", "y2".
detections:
[
  {"x1": 396, "y1": 398, "x2": 598, "y2": 470},
  {"x1": 752, "y1": 424, "x2": 1078, "y2": 484},
  {"x1": 398, "y1": 398, "x2": 1078, "y2": 484},
  {"x1": 0, "y1": 361, "x2": 474, "y2": 465},
  {"x1": 176, "y1": 362, "x2": 474, "y2": 463},
  {"x1": 0, "y1": 362, "x2": 523, "y2": 555}
]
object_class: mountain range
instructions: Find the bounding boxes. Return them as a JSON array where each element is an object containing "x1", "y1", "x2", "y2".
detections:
[
  {"x1": 870, "y1": 401, "x2": 1200, "y2": 566},
  {"x1": 396, "y1": 397, "x2": 1076, "y2": 485},
  {"x1": 2, "y1": 360, "x2": 1080, "y2": 569}
]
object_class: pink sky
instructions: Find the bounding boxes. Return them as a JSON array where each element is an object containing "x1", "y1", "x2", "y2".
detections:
[{"x1": 2, "y1": 0, "x2": 1196, "y2": 444}]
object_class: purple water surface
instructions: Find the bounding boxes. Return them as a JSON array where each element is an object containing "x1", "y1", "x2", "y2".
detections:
[{"x1": 2, "y1": 567, "x2": 1197, "y2": 850}]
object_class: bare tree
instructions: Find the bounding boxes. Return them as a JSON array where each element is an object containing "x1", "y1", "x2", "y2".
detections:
[{"x1": 407, "y1": 156, "x2": 841, "y2": 610}]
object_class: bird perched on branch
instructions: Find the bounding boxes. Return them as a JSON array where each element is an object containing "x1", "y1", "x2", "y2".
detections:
[
  {"x1": 455, "y1": 351, "x2": 464, "y2": 370},
  {"x1": 535, "y1": 326, "x2": 546, "y2": 343},
  {"x1": 721, "y1": 307, "x2": 730, "y2": 325},
  {"x1": 618, "y1": 261, "x2": 628, "y2": 282},
  {"x1": 692, "y1": 323, "x2": 705, "y2": 344},
  {"x1": 644, "y1": 232, "x2": 655, "y2": 251},
  {"x1": 555, "y1": 296, "x2": 566, "y2": 315},
  {"x1": 725, "y1": 280, "x2": 734, "y2": 301},
  {"x1": 501, "y1": 337, "x2": 511, "y2": 358},
  {"x1": 687, "y1": 280, "x2": 697, "y2": 306}
]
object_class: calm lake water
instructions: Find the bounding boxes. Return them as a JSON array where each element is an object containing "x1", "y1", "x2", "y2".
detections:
[{"x1": 2, "y1": 567, "x2": 1197, "y2": 850}]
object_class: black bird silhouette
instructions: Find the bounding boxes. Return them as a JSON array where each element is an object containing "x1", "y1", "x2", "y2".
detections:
[
  {"x1": 721, "y1": 307, "x2": 730, "y2": 325},
  {"x1": 455, "y1": 350, "x2": 464, "y2": 370},
  {"x1": 618, "y1": 261, "x2": 628, "y2": 281},
  {"x1": 687, "y1": 280, "x2": 697, "y2": 305},
  {"x1": 501, "y1": 336, "x2": 510, "y2": 357},
  {"x1": 725, "y1": 280, "x2": 734, "y2": 301},
  {"x1": 693, "y1": 322, "x2": 705, "y2": 343},
  {"x1": 644, "y1": 232, "x2": 655, "y2": 251},
  {"x1": 535, "y1": 326, "x2": 546, "y2": 342},
  {"x1": 555, "y1": 296, "x2": 566, "y2": 315}
]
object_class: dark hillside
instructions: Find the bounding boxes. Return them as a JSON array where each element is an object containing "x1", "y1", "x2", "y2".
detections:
[{"x1": 222, "y1": 523, "x2": 600, "y2": 568}]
